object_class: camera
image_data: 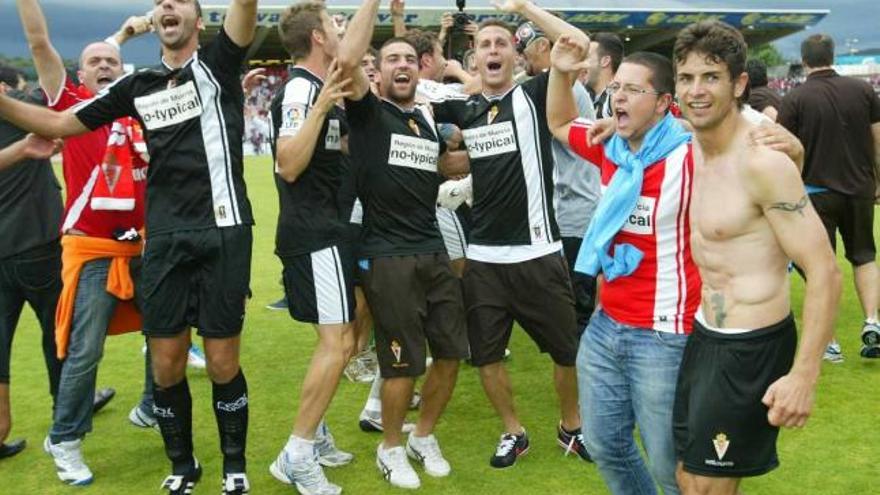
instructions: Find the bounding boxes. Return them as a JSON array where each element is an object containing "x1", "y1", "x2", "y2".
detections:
[{"x1": 452, "y1": 0, "x2": 472, "y2": 31}]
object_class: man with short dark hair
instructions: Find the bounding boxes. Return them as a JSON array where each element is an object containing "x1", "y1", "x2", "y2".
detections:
[
  {"x1": 337, "y1": 2, "x2": 470, "y2": 488},
  {"x1": 548, "y1": 45, "x2": 698, "y2": 494},
  {"x1": 779, "y1": 33, "x2": 880, "y2": 360},
  {"x1": 430, "y1": 0, "x2": 589, "y2": 469},
  {"x1": 746, "y1": 59, "x2": 781, "y2": 121},
  {"x1": 673, "y1": 21, "x2": 840, "y2": 494},
  {"x1": 585, "y1": 32, "x2": 624, "y2": 118}
]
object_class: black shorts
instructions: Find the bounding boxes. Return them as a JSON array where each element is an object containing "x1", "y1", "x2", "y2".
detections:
[
  {"x1": 462, "y1": 252, "x2": 578, "y2": 367},
  {"x1": 561, "y1": 237, "x2": 597, "y2": 328},
  {"x1": 810, "y1": 191, "x2": 875, "y2": 266},
  {"x1": 282, "y1": 244, "x2": 355, "y2": 325},
  {"x1": 673, "y1": 315, "x2": 797, "y2": 478},
  {"x1": 360, "y1": 253, "x2": 468, "y2": 378},
  {"x1": 142, "y1": 226, "x2": 252, "y2": 338}
]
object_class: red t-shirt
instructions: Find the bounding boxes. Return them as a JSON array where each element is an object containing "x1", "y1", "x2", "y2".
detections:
[
  {"x1": 48, "y1": 76, "x2": 147, "y2": 238},
  {"x1": 569, "y1": 119, "x2": 700, "y2": 334}
]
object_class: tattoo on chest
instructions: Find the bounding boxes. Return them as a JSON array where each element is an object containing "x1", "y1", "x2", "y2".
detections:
[
  {"x1": 711, "y1": 293, "x2": 727, "y2": 327},
  {"x1": 768, "y1": 195, "x2": 808, "y2": 216}
]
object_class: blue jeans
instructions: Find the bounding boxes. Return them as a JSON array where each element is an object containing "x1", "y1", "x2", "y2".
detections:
[
  {"x1": 578, "y1": 310, "x2": 688, "y2": 495},
  {"x1": 50, "y1": 258, "x2": 153, "y2": 442}
]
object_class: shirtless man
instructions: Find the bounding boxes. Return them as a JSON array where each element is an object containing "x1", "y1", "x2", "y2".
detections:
[{"x1": 671, "y1": 21, "x2": 841, "y2": 494}]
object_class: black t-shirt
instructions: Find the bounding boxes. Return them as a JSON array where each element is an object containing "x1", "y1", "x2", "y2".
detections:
[
  {"x1": 779, "y1": 70, "x2": 880, "y2": 198},
  {"x1": 269, "y1": 66, "x2": 348, "y2": 258},
  {"x1": 430, "y1": 72, "x2": 559, "y2": 248},
  {"x1": 346, "y1": 91, "x2": 446, "y2": 258},
  {"x1": 74, "y1": 28, "x2": 254, "y2": 235},
  {"x1": 0, "y1": 89, "x2": 63, "y2": 258}
]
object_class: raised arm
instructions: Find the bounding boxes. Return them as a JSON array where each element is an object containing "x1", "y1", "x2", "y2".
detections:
[
  {"x1": 17, "y1": 0, "x2": 65, "y2": 100},
  {"x1": 336, "y1": 0, "x2": 380, "y2": 101},
  {"x1": 109, "y1": 14, "x2": 154, "y2": 48},
  {"x1": 275, "y1": 63, "x2": 352, "y2": 183},
  {"x1": 748, "y1": 148, "x2": 841, "y2": 429},
  {"x1": 547, "y1": 35, "x2": 588, "y2": 145},
  {"x1": 224, "y1": 0, "x2": 259, "y2": 47},
  {"x1": 493, "y1": 0, "x2": 587, "y2": 44},
  {"x1": 0, "y1": 93, "x2": 89, "y2": 138},
  {"x1": 390, "y1": 0, "x2": 407, "y2": 37}
]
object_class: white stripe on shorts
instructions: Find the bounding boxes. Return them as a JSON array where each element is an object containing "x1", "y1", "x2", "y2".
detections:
[
  {"x1": 436, "y1": 206, "x2": 467, "y2": 260},
  {"x1": 310, "y1": 246, "x2": 351, "y2": 325}
]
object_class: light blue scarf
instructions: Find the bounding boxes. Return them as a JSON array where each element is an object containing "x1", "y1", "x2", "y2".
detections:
[{"x1": 575, "y1": 113, "x2": 691, "y2": 281}]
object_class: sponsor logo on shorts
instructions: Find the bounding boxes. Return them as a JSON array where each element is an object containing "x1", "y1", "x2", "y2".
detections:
[
  {"x1": 134, "y1": 81, "x2": 202, "y2": 131},
  {"x1": 216, "y1": 394, "x2": 249, "y2": 413},
  {"x1": 621, "y1": 195, "x2": 656, "y2": 235},
  {"x1": 462, "y1": 122, "x2": 518, "y2": 159},
  {"x1": 387, "y1": 133, "x2": 440, "y2": 172},
  {"x1": 390, "y1": 340, "x2": 408, "y2": 368},
  {"x1": 705, "y1": 432, "x2": 734, "y2": 467}
]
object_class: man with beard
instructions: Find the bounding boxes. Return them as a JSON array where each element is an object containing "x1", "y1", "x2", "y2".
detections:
[
  {"x1": 0, "y1": 1, "x2": 260, "y2": 493},
  {"x1": 336, "y1": 0, "x2": 470, "y2": 489},
  {"x1": 673, "y1": 21, "x2": 839, "y2": 494}
]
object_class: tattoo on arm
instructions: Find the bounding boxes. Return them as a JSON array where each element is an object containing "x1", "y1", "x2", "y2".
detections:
[
  {"x1": 768, "y1": 195, "x2": 808, "y2": 217},
  {"x1": 711, "y1": 292, "x2": 727, "y2": 327}
]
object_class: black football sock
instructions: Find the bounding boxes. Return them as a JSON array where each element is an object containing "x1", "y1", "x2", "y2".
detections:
[
  {"x1": 153, "y1": 378, "x2": 195, "y2": 475},
  {"x1": 212, "y1": 369, "x2": 249, "y2": 474}
]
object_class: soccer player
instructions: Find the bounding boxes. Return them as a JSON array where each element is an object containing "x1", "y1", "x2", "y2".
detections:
[
  {"x1": 0, "y1": 1, "x2": 260, "y2": 493},
  {"x1": 584, "y1": 32, "x2": 624, "y2": 119},
  {"x1": 672, "y1": 21, "x2": 840, "y2": 494},
  {"x1": 337, "y1": 0, "x2": 470, "y2": 488},
  {"x1": 266, "y1": 2, "x2": 356, "y2": 494},
  {"x1": 429, "y1": 0, "x2": 589, "y2": 468}
]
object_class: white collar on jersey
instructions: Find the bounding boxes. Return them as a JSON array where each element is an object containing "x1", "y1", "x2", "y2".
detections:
[
  {"x1": 161, "y1": 48, "x2": 199, "y2": 72},
  {"x1": 481, "y1": 83, "x2": 518, "y2": 102}
]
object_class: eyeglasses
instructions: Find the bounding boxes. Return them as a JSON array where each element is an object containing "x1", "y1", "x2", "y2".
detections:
[{"x1": 607, "y1": 82, "x2": 662, "y2": 97}]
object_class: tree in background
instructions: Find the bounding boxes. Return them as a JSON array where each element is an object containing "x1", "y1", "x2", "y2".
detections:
[{"x1": 749, "y1": 43, "x2": 786, "y2": 67}]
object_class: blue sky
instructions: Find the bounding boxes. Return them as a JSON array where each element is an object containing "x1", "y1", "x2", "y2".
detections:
[{"x1": 0, "y1": 1, "x2": 876, "y2": 65}]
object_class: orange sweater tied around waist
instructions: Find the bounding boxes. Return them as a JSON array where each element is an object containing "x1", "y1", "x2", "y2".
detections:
[{"x1": 55, "y1": 235, "x2": 143, "y2": 359}]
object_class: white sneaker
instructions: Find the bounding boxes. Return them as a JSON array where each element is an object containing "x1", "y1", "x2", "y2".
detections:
[
  {"x1": 406, "y1": 434, "x2": 451, "y2": 477},
  {"x1": 129, "y1": 405, "x2": 158, "y2": 428},
  {"x1": 823, "y1": 342, "x2": 844, "y2": 363},
  {"x1": 376, "y1": 444, "x2": 420, "y2": 489},
  {"x1": 269, "y1": 449, "x2": 342, "y2": 495},
  {"x1": 43, "y1": 437, "x2": 93, "y2": 485},
  {"x1": 315, "y1": 422, "x2": 354, "y2": 467}
]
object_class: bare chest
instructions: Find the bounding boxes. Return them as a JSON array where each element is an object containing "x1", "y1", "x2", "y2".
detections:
[{"x1": 691, "y1": 161, "x2": 761, "y2": 242}]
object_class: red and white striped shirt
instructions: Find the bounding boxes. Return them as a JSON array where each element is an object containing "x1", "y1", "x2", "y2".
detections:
[{"x1": 569, "y1": 119, "x2": 700, "y2": 334}]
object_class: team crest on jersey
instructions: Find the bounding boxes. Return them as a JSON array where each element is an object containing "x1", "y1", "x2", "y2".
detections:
[
  {"x1": 713, "y1": 433, "x2": 730, "y2": 460},
  {"x1": 533, "y1": 225, "x2": 544, "y2": 240},
  {"x1": 390, "y1": 340, "x2": 408, "y2": 368},
  {"x1": 408, "y1": 118, "x2": 421, "y2": 137},
  {"x1": 462, "y1": 122, "x2": 517, "y2": 159},
  {"x1": 134, "y1": 81, "x2": 202, "y2": 131},
  {"x1": 487, "y1": 104, "x2": 499, "y2": 124}
]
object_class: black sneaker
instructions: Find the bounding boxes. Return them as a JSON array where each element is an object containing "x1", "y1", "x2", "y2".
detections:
[
  {"x1": 222, "y1": 473, "x2": 250, "y2": 494},
  {"x1": 557, "y1": 423, "x2": 593, "y2": 462},
  {"x1": 861, "y1": 321, "x2": 880, "y2": 347},
  {"x1": 160, "y1": 460, "x2": 202, "y2": 494},
  {"x1": 92, "y1": 387, "x2": 116, "y2": 414},
  {"x1": 490, "y1": 430, "x2": 529, "y2": 468},
  {"x1": 860, "y1": 344, "x2": 880, "y2": 359},
  {"x1": 265, "y1": 296, "x2": 288, "y2": 311}
]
